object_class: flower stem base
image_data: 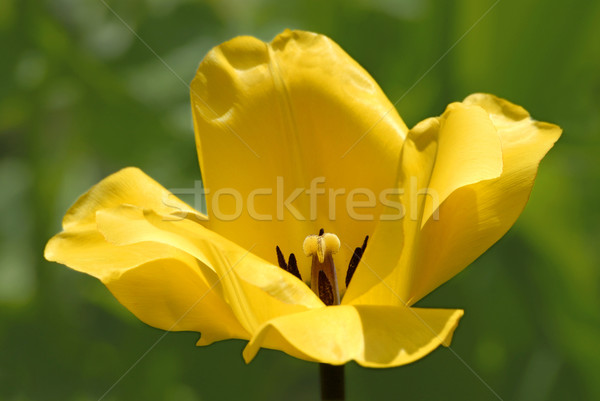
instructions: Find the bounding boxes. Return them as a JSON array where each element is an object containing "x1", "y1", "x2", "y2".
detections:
[{"x1": 320, "y1": 363, "x2": 345, "y2": 401}]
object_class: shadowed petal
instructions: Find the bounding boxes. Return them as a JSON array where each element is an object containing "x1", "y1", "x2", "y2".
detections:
[
  {"x1": 46, "y1": 229, "x2": 248, "y2": 344},
  {"x1": 243, "y1": 305, "x2": 463, "y2": 367},
  {"x1": 106, "y1": 257, "x2": 250, "y2": 345}
]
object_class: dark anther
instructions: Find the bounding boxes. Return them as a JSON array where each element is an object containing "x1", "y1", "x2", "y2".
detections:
[
  {"x1": 318, "y1": 270, "x2": 334, "y2": 306},
  {"x1": 319, "y1": 228, "x2": 325, "y2": 236},
  {"x1": 276, "y1": 246, "x2": 287, "y2": 270},
  {"x1": 287, "y1": 253, "x2": 302, "y2": 280},
  {"x1": 345, "y1": 235, "x2": 369, "y2": 287},
  {"x1": 275, "y1": 246, "x2": 302, "y2": 281}
]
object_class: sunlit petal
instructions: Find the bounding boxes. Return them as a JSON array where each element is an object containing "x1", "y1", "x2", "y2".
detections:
[
  {"x1": 191, "y1": 30, "x2": 408, "y2": 285},
  {"x1": 61, "y1": 167, "x2": 206, "y2": 231},
  {"x1": 46, "y1": 167, "x2": 321, "y2": 340},
  {"x1": 406, "y1": 94, "x2": 562, "y2": 303},
  {"x1": 345, "y1": 101, "x2": 503, "y2": 305},
  {"x1": 345, "y1": 95, "x2": 560, "y2": 306},
  {"x1": 96, "y1": 205, "x2": 323, "y2": 334},
  {"x1": 44, "y1": 168, "x2": 248, "y2": 343}
]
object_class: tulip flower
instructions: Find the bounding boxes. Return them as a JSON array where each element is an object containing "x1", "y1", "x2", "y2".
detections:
[{"x1": 45, "y1": 30, "x2": 561, "y2": 399}]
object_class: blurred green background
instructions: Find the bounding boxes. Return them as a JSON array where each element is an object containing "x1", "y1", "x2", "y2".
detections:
[{"x1": 1, "y1": 0, "x2": 599, "y2": 400}]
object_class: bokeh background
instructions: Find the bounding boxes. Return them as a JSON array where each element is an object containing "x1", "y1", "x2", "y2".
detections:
[{"x1": 1, "y1": 0, "x2": 599, "y2": 400}]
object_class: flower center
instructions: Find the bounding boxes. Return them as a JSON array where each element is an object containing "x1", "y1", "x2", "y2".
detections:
[{"x1": 275, "y1": 229, "x2": 369, "y2": 306}]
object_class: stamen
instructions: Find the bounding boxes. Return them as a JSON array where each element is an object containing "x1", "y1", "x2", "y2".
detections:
[
  {"x1": 287, "y1": 253, "x2": 301, "y2": 280},
  {"x1": 318, "y1": 271, "x2": 334, "y2": 306},
  {"x1": 275, "y1": 246, "x2": 287, "y2": 270},
  {"x1": 345, "y1": 235, "x2": 369, "y2": 287},
  {"x1": 275, "y1": 246, "x2": 302, "y2": 281},
  {"x1": 304, "y1": 231, "x2": 340, "y2": 305}
]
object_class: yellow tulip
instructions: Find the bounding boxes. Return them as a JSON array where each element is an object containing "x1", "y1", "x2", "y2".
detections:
[{"x1": 44, "y1": 30, "x2": 561, "y2": 368}]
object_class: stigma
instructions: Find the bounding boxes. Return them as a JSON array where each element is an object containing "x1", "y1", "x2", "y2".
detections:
[
  {"x1": 303, "y1": 230, "x2": 341, "y2": 305},
  {"x1": 303, "y1": 232, "x2": 340, "y2": 263}
]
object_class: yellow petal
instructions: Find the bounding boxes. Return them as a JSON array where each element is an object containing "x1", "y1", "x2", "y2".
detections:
[
  {"x1": 345, "y1": 94, "x2": 561, "y2": 306},
  {"x1": 45, "y1": 225, "x2": 187, "y2": 279},
  {"x1": 44, "y1": 167, "x2": 208, "y2": 281},
  {"x1": 106, "y1": 257, "x2": 250, "y2": 345},
  {"x1": 46, "y1": 229, "x2": 248, "y2": 344},
  {"x1": 46, "y1": 167, "x2": 320, "y2": 341},
  {"x1": 405, "y1": 93, "x2": 562, "y2": 303},
  {"x1": 243, "y1": 305, "x2": 463, "y2": 367},
  {"x1": 44, "y1": 168, "x2": 248, "y2": 343},
  {"x1": 344, "y1": 101, "x2": 503, "y2": 305},
  {"x1": 191, "y1": 30, "x2": 407, "y2": 285},
  {"x1": 95, "y1": 205, "x2": 323, "y2": 333},
  {"x1": 61, "y1": 167, "x2": 206, "y2": 231},
  {"x1": 419, "y1": 102, "x2": 503, "y2": 225}
]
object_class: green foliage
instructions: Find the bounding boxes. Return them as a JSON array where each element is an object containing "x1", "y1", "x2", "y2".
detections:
[{"x1": 1, "y1": 0, "x2": 598, "y2": 399}]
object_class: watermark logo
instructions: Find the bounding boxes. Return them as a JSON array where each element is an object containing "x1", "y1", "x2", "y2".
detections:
[{"x1": 164, "y1": 176, "x2": 439, "y2": 222}]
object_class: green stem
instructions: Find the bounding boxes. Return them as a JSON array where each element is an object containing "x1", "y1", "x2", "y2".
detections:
[{"x1": 320, "y1": 363, "x2": 345, "y2": 400}]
